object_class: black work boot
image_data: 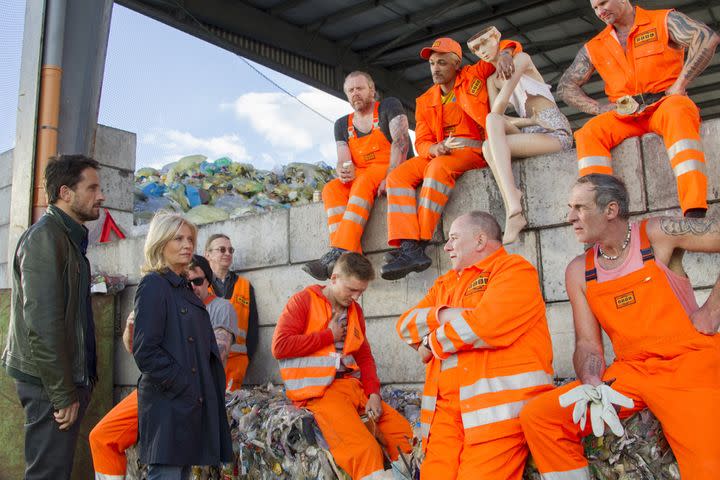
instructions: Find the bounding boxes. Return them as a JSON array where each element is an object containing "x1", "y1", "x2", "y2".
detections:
[
  {"x1": 302, "y1": 248, "x2": 345, "y2": 281},
  {"x1": 383, "y1": 249, "x2": 401, "y2": 262},
  {"x1": 684, "y1": 208, "x2": 707, "y2": 218},
  {"x1": 381, "y1": 240, "x2": 432, "y2": 281}
]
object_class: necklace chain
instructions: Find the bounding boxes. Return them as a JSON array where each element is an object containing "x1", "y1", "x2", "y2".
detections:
[{"x1": 598, "y1": 222, "x2": 632, "y2": 261}]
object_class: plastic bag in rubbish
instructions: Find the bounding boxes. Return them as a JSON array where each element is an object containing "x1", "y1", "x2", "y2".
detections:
[{"x1": 184, "y1": 205, "x2": 230, "y2": 225}]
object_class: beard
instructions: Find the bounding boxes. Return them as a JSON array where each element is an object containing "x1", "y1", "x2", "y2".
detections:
[{"x1": 71, "y1": 199, "x2": 101, "y2": 222}]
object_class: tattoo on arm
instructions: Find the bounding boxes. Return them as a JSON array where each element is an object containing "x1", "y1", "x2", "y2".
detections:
[
  {"x1": 214, "y1": 328, "x2": 234, "y2": 366},
  {"x1": 389, "y1": 115, "x2": 410, "y2": 167},
  {"x1": 660, "y1": 217, "x2": 720, "y2": 236},
  {"x1": 558, "y1": 47, "x2": 600, "y2": 115},
  {"x1": 579, "y1": 352, "x2": 604, "y2": 382},
  {"x1": 667, "y1": 11, "x2": 719, "y2": 86}
]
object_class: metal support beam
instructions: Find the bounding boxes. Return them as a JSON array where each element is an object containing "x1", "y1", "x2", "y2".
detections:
[{"x1": 304, "y1": 0, "x2": 394, "y2": 32}]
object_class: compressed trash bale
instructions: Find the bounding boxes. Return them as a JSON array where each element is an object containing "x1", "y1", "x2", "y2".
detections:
[{"x1": 184, "y1": 205, "x2": 230, "y2": 225}]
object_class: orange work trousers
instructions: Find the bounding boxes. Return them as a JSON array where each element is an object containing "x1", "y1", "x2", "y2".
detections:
[
  {"x1": 575, "y1": 95, "x2": 707, "y2": 214},
  {"x1": 386, "y1": 147, "x2": 485, "y2": 247},
  {"x1": 226, "y1": 352, "x2": 249, "y2": 391},
  {"x1": 421, "y1": 364, "x2": 529, "y2": 480},
  {"x1": 520, "y1": 346, "x2": 720, "y2": 479},
  {"x1": 323, "y1": 164, "x2": 388, "y2": 253},
  {"x1": 305, "y1": 378, "x2": 412, "y2": 480},
  {"x1": 89, "y1": 389, "x2": 139, "y2": 478}
]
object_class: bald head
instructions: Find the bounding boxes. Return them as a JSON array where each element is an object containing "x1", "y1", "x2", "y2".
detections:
[
  {"x1": 461, "y1": 211, "x2": 502, "y2": 242},
  {"x1": 445, "y1": 211, "x2": 502, "y2": 271}
]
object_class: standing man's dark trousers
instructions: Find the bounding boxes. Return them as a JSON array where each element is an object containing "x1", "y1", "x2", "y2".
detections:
[{"x1": 15, "y1": 381, "x2": 92, "y2": 480}]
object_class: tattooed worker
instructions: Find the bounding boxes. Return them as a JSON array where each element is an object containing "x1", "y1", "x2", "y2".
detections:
[
  {"x1": 303, "y1": 71, "x2": 413, "y2": 280},
  {"x1": 520, "y1": 174, "x2": 720, "y2": 479},
  {"x1": 559, "y1": 0, "x2": 719, "y2": 218}
]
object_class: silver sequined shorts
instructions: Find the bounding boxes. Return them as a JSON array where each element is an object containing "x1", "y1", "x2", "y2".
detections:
[{"x1": 521, "y1": 106, "x2": 574, "y2": 151}]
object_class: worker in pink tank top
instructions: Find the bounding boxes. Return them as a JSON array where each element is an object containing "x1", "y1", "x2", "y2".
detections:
[{"x1": 520, "y1": 174, "x2": 720, "y2": 480}]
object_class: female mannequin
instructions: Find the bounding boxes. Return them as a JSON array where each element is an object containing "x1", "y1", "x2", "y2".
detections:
[{"x1": 466, "y1": 27, "x2": 573, "y2": 244}]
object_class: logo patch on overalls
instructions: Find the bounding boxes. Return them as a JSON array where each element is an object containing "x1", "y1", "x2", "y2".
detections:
[
  {"x1": 634, "y1": 29, "x2": 658, "y2": 47},
  {"x1": 363, "y1": 152, "x2": 376, "y2": 161},
  {"x1": 614, "y1": 291, "x2": 636, "y2": 309},
  {"x1": 465, "y1": 273, "x2": 489, "y2": 296},
  {"x1": 468, "y1": 78, "x2": 482, "y2": 96},
  {"x1": 235, "y1": 295, "x2": 249, "y2": 306}
]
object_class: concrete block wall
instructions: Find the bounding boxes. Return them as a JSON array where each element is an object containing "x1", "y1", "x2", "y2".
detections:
[
  {"x1": 86, "y1": 119, "x2": 720, "y2": 397},
  {"x1": 0, "y1": 150, "x2": 13, "y2": 289}
]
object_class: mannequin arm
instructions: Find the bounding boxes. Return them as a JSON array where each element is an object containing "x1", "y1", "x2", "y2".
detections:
[{"x1": 491, "y1": 52, "x2": 532, "y2": 114}]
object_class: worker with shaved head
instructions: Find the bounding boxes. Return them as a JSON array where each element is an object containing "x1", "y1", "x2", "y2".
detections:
[
  {"x1": 559, "y1": 0, "x2": 719, "y2": 217},
  {"x1": 382, "y1": 37, "x2": 522, "y2": 280},
  {"x1": 396, "y1": 211, "x2": 553, "y2": 479},
  {"x1": 303, "y1": 71, "x2": 413, "y2": 281}
]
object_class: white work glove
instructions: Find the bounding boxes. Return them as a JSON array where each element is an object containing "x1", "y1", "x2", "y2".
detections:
[
  {"x1": 559, "y1": 384, "x2": 634, "y2": 437},
  {"x1": 590, "y1": 384, "x2": 634, "y2": 437},
  {"x1": 558, "y1": 384, "x2": 600, "y2": 431}
]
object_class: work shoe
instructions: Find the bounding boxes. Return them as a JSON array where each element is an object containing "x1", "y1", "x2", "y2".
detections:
[
  {"x1": 383, "y1": 249, "x2": 401, "y2": 262},
  {"x1": 381, "y1": 240, "x2": 432, "y2": 281},
  {"x1": 302, "y1": 248, "x2": 345, "y2": 281},
  {"x1": 684, "y1": 208, "x2": 706, "y2": 218}
]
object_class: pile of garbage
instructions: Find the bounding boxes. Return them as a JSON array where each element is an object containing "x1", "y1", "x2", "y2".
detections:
[
  {"x1": 134, "y1": 155, "x2": 335, "y2": 225},
  {"x1": 125, "y1": 383, "x2": 678, "y2": 480}
]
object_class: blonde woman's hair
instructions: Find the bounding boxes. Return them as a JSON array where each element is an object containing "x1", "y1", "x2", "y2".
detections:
[{"x1": 141, "y1": 212, "x2": 198, "y2": 275}]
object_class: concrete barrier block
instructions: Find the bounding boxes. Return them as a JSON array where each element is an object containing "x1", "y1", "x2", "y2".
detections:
[
  {"x1": 361, "y1": 246, "x2": 443, "y2": 318},
  {"x1": 539, "y1": 225, "x2": 586, "y2": 302},
  {"x1": 85, "y1": 208, "x2": 135, "y2": 245},
  {"x1": 504, "y1": 229, "x2": 540, "y2": 272},
  {"x1": 683, "y1": 204, "x2": 720, "y2": 288},
  {"x1": 244, "y1": 325, "x2": 281, "y2": 385},
  {"x1": 95, "y1": 125, "x2": 137, "y2": 172},
  {"x1": 365, "y1": 316, "x2": 426, "y2": 384},
  {"x1": 0, "y1": 263, "x2": 8, "y2": 289},
  {"x1": 0, "y1": 186, "x2": 13, "y2": 226},
  {"x1": 289, "y1": 202, "x2": 330, "y2": 263},
  {"x1": 443, "y1": 168, "x2": 506, "y2": 236},
  {"x1": 114, "y1": 336, "x2": 140, "y2": 386},
  {"x1": 241, "y1": 264, "x2": 313, "y2": 326},
  {"x1": 0, "y1": 225, "x2": 8, "y2": 267},
  {"x1": 643, "y1": 120, "x2": 720, "y2": 210},
  {"x1": 525, "y1": 139, "x2": 644, "y2": 228},
  {"x1": 100, "y1": 167, "x2": 134, "y2": 212},
  {"x1": 0, "y1": 149, "x2": 13, "y2": 188},
  {"x1": 198, "y1": 209, "x2": 289, "y2": 270},
  {"x1": 87, "y1": 236, "x2": 146, "y2": 282}
]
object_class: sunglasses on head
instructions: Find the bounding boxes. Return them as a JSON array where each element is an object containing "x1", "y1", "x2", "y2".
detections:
[
  {"x1": 190, "y1": 277, "x2": 206, "y2": 286},
  {"x1": 213, "y1": 247, "x2": 235, "y2": 254}
]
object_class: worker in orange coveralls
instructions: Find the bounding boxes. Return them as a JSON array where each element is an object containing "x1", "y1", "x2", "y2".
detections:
[
  {"x1": 89, "y1": 255, "x2": 237, "y2": 479},
  {"x1": 558, "y1": 0, "x2": 719, "y2": 218},
  {"x1": 274, "y1": 252, "x2": 412, "y2": 480},
  {"x1": 520, "y1": 174, "x2": 720, "y2": 479},
  {"x1": 381, "y1": 37, "x2": 522, "y2": 281},
  {"x1": 397, "y1": 211, "x2": 554, "y2": 479},
  {"x1": 302, "y1": 71, "x2": 412, "y2": 281}
]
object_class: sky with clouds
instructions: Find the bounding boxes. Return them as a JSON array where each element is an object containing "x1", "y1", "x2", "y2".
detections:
[{"x1": 0, "y1": 1, "x2": 360, "y2": 171}]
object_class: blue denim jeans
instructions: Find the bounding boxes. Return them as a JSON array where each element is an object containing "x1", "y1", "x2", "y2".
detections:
[{"x1": 146, "y1": 464, "x2": 191, "y2": 480}]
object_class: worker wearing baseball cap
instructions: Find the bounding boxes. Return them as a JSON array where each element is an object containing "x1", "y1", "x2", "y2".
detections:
[{"x1": 382, "y1": 36, "x2": 522, "y2": 281}]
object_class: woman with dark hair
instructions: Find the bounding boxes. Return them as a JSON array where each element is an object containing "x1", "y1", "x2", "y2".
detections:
[{"x1": 132, "y1": 213, "x2": 232, "y2": 479}]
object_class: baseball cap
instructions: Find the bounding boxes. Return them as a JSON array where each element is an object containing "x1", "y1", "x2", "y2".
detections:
[{"x1": 420, "y1": 37, "x2": 462, "y2": 60}]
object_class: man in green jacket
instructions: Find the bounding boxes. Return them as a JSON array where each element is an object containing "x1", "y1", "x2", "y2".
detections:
[{"x1": 2, "y1": 154, "x2": 105, "y2": 480}]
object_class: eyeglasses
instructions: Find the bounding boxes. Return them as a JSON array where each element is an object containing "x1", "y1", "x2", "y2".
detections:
[
  {"x1": 190, "y1": 277, "x2": 206, "y2": 286},
  {"x1": 211, "y1": 247, "x2": 235, "y2": 254}
]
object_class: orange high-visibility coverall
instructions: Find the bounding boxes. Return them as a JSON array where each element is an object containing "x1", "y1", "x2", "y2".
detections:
[
  {"x1": 323, "y1": 102, "x2": 391, "y2": 253},
  {"x1": 386, "y1": 41, "x2": 521, "y2": 247},
  {"x1": 575, "y1": 7, "x2": 707, "y2": 214},
  {"x1": 396, "y1": 248, "x2": 553, "y2": 479},
  {"x1": 272, "y1": 286, "x2": 412, "y2": 480},
  {"x1": 520, "y1": 221, "x2": 720, "y2": 479},
  {"x1": 90, "y1": 295, "x2": 239, "y2": 478},
  {"x1": 225, "y1": 276, "x2": 250, "y2": 390}
]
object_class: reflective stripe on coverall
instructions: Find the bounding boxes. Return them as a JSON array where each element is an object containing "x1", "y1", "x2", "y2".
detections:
[
  {"x1": 386, "y1": 41, "x2": 521, "y2": 247},
  {"x1": 520, "y1": 220, "x2": 720, "y2": 479},
  {"x1": 323, "y1": 102, "x2": 391, "y2": 252},
  {"x1": 575, "y1": 7, "x2": 707, "y2": 214},
  {"x1": 225, "y1": 276, "x2": 250, "y2": 390},
  {"x1": 397, "y1": 248, "x2": 553, "y2": 479}
]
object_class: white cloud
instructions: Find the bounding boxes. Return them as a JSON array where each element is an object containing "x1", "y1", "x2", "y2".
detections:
[
  {"x1": 224, "y1": 88, "x2": 350, "y2": 166},
  {"x1": 140, "y1": 129, "x2": 250, "y2": 167}
]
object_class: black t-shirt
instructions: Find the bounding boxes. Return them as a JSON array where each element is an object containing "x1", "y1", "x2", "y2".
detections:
[{"x1": 334, "y1": 97, "x2": 414, "y2": 158}]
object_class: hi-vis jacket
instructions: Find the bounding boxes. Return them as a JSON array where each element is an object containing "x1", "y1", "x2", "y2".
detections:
[
  {"x1": 585, "y1": 7, "x2": 684, "y2": 102},
  {"x1": 397, "y1": 248, "x2": 553, "y2": 447},
  {"x1": 413, "y1": 40, "x2": 522, "y2": 157},
  {"x1": 272, "y1": 285, "x2": 381, "y2": 402}
]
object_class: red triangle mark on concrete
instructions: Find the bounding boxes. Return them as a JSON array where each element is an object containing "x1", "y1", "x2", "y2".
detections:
[{"x1": 99, "y1": 208, "x2": 126, "y2": 243}]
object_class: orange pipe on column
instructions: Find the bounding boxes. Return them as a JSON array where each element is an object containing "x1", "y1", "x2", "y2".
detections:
[{"x1": 33, "y1": 65, "x2": 62, "y2": 222}]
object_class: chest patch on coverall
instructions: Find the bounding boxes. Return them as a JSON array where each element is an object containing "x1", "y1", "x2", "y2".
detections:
[
  {"x1": 634, "y1": 29, "x2": 658, "y2": 47},
  {"x1": 465, "y1": 273, "x2": 489, "y2": 296},
  {"x1": 614, "y1": 291, "x2": 637, "y2": 309},
  {"x1": 468, "y1": 78, "x2": 483, "y2": 96}
]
